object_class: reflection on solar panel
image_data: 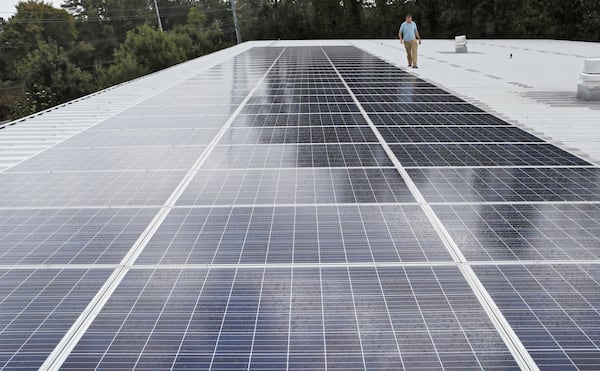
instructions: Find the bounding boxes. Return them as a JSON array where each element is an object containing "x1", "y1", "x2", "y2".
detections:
[
  {"x1": 1, "y1": 44, "x2": 599, "y2": 370},
  {"x1": 434, "y1": 204, "x2": 600, "y2": 261}
]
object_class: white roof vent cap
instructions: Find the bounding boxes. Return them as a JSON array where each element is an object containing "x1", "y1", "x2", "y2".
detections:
[
  {"x1": 455, "y1": 35, "x2": 467, "y2": 43},
  {"x1": 582, "y1": 57, "x2": 600, "y2": 74},
  {"x1": 578, "y1": 57, "x2": 600, "y2": 100}
]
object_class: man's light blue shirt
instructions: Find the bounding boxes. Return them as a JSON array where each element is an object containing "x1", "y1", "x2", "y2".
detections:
[{"x1": 399, "y1": 21, "x2": 418, "y2": 41}]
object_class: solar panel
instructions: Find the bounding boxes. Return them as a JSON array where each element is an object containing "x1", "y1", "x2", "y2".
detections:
[
  {"x1": 241, "y1": 103, "x2": 360, "y2": 114},
  {"x1": 58, "y1": 129, "x2": 220, "y2": 147},
  {"x1": 362, "y1": 102, "x2": 483, "y2": 113},
  {"x1": 61, "y1": 267, "x2": 519, "y2": 370},
  {"x1": 0, "y1": 208, "x2": 157, "y2": 264},
  {"x1": 369, "y1": 112, "x2": 508, "y2": 126},
  {"x1": 248, "y1": 95, "x2": 355, "y2": 105},
  {"x1": 434, "y1": 204, "x2": 600, "y2": 261},
  {"x1": 231, "y1": 113, "x2": 368, "y2": 127},
  {"x1": 2, "y1": 44, "x2": 600, "y2": 370},
  {"x1": 201, "y1": 144, "x2": 393, "y2": 168},
  {"x1": 8, "y1": 146, "x2": 206, "y2": 172},
  {"x1": 219, "y1": 127, "x2": 379, "y2": 145},
  {"x1": 0, "y1": 269, "x2": 112, "y2": 370},
  {"x1": 122, "y1": 104, "x2": 241, "y2": 116},
  {"x1": 178, "y1": 168, "x2": 414, "y2": 205},
  {"x1": 408, "y1": 167, "x2": 600, "y2": 202},
  {"x1": 474, "y1": 265, "x2": 600, "y2": 369},
  {"x1": 391, "y1": 144, "x2": 590, "y2": 167},
  {"x1": 137, "y1": 205, "x2": 449, "y2": 264},
  {"x1": 0, "y1": 171, "x2": 186, "y2": 207},
  {"x1": 90, "y1": 114, "x2": 231, "y2": 130},
  {"x1": 378, "y1": 126, "x2": 543, "y2": 143},
  {"x1": 356, "y1": 94, "x2": 465, "y2": 103}
]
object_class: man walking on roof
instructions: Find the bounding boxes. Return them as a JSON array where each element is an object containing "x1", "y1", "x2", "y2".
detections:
[{"x1": 399, "y1": 14, "x2": 422, "y2": 69}]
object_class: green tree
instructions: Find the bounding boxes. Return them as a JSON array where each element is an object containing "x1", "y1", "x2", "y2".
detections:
[
  {"x1": 0, "y1": 1, "x2": 77, "y2": 79},
  {"x1": 174, "y1": 8, "x2": 226, "y2": 58},
  {"x1": 106, "y1": 24, "x2": 188, "y2": 84},
  {"x1": 13, "y1": 42, "x2": 93, "y2": 117}
]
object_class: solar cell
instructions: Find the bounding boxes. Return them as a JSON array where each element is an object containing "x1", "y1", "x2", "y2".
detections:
[
  {"x1": 61, "y1": 267, "x2": 519, "y2": 370},
  {"x1": 0, "y1": 269, "x2": 112, "y2": 370},
  {"x1": 137, "y1": 205, "x2": 449, "y2": 264},
  {"x1": 177, "y1": 168, "x2": 414, "y2": 205}
]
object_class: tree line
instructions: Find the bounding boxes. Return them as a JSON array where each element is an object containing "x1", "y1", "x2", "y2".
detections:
[{"x1": 1, "y1": 0, "x2": 599, "y2": 121}]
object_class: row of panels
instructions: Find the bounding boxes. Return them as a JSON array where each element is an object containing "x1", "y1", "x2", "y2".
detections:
[
  {"x1": 6, "y1": 143, "x2": 588, "y2": 173},
  {"x1": 2, "y1": 166, "x2": 600, "y2": 208},
  {"x1": 83, "y1": 113, "x2": 509, "y2": 129},
  {"x1": 1, "y1": 203, "x2": 599, "y2": 266},
  {"x1": 52, "y1": 126, "x2": 544, "y2": 146},
  {"x1": 3, "y1": 265, "x2": 599, "y2": 370}
]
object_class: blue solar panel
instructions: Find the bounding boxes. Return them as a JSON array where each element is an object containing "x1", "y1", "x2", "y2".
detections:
[
  {"x1": 0, "y1": 208, "x2": 157, "y2": 264},
  {"x1": 137, "y1": 205, "x2": 451, "y2": 264},
  {"x1": 434, "y1": 204, "x2": 600, "y2": 261},
  {"x1": 475, "y1": 265, "x2": 600, "y2": 370},
  {"x1": 178, "y1": 168, "x2": 414, "y2": 205},
  {"x1": 61, "y1": 267, "x2": 520, "y2": 370},
  {"x1": 0, "y1": 269, "x2": 112, "y2": 370},
  {"x1": 408, "y1": 167, "x2": 600, "y2": 202}
]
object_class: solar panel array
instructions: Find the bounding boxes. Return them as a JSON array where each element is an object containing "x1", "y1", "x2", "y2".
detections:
[{"x1": 1, "y1": 45, "x2": 599, "y2": 370}]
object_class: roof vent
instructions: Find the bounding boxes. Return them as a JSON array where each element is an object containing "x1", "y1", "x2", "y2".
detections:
[
  {"x1": 455, "y1": 35, "x2": 467, "y2": 53},
  {"x1": 577, "y1": 57, "x2": 600, "y2": 101}
]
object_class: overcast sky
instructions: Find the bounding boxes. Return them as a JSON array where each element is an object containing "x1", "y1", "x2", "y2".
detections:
[{"x1": 0, "y1": 0, "x2": 64, "y2": 17}]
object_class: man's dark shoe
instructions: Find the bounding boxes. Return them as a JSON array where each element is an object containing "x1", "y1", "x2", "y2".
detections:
[{"x1": 413, "y1": 66, "x2": 419, "y2": 69}]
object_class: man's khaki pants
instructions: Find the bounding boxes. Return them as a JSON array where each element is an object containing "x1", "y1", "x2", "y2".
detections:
[{"x1": 404, "y1": 40, "x2": 418, "y2": 67}]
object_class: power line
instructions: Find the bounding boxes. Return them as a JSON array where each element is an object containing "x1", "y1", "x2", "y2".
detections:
[
  {"x1": 6, "y1": 10, "x2": 227, "y2": 23},
  {"x1": 0, "y1": 4, "x2": 231, "y2": 15}
]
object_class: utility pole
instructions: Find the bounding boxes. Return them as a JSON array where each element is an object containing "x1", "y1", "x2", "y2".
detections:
[
  {"x1": 153, "y1": 0, "x2": 163, "y2": 32},
  {"x1": 230, "y1": 0, "x2": 241, "y2": 44}
]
